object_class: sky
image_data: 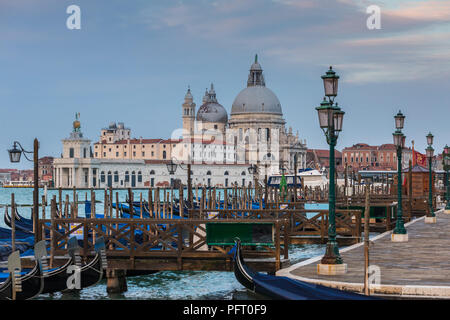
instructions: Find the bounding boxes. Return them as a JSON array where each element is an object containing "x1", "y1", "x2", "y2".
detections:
[{"x1": 0, "y1": 0, "x2": 450, "y2": 169}]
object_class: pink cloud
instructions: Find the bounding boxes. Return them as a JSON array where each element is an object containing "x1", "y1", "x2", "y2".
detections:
[{"x1": 384, "y1": 0, "x2": 450, "y2": 21}]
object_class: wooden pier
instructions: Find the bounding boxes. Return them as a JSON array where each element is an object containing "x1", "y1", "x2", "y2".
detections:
[{"x1": 277, "y1": 208, "x2": 450, "y2": 298}]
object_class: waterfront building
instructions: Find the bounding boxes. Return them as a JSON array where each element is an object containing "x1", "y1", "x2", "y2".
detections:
[
  {"x1": 342, "y1": 143, "x2": 412, "y2": 171},
  {"x1": 53, "y1": 55, "x2": 307, "y2": 188},
  {"x1": 38, "y1": 156, "x2": 54, "y2": 186}
]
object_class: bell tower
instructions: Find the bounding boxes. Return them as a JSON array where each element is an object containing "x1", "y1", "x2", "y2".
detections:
[{"x1": 182, "y1": 86, "x2": 196, "y2": 138}]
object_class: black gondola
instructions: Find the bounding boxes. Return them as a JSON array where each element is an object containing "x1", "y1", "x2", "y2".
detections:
[
  {"x1": 233, "y1": 239, "x2": 377, "y2": 300},
  {"x1": 65, "y1": 236, "x2": 106, "y2": 291},
  {"x1": 0, "y1": 241, "x2": 46, "y2": 300},
  {"x1": 4, "y1": 209, "x2": 33, "y2": 234}
]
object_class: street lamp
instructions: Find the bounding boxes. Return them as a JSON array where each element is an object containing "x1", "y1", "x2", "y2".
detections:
[
  {"x1": 392, "y1": 111, "x2": 407, "y2": 241},
  {"x1": 166, "y1": 158, "x2": 193, "y2": 209},
  {"x1": 248, "y1": 164, "x2": 259, "y2": 201},
  {"x1": 425, "y1": 137, "x2": 435, "y2": 220},
  {"x1": 316, "y1": 66, "x2": 346, "y2": 273},
  {"x1": 443, "y1": 145, "x2": 450, "y2": 213},
  {"x1": 7, "y1": 139, "x2": 40, "y2": 242}
]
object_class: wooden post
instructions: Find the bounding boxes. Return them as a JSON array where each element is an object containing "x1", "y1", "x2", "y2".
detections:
[
  {"x1": 11, "y1": 194, "x2": 15, "y2": 252},
  {"x1": 364, "y1": 185, "x2": 370, "y2": 296},
  {"x1": 148, "y1": 188, "x2": 153, "y2": 218},
  {"x1": 41, "y1": 195, "x2": 46, "y2": 220},
  {"x1": 58, "y1": 187, "x2": 63, "y2": 217},
  {"x1": 140, "y1": 193, "x2": 143, "y2": 219},
  {"x1": 275, "y1": 220, "x2": 280, "y2": 271},
  {"x1": 50, "y1": 196, "x2": 56, "y2": 268}
]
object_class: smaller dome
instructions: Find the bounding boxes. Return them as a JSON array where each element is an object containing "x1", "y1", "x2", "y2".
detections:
[{"x1": 196, "y1": 102, "x2": 228, "y2": 123}]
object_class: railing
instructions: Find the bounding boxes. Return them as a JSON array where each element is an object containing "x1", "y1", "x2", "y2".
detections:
[
  {"x1": 38, "y1": 217, "x2": 290, "y2": 271},
  {"x1": 188, "y1": 208, "x2": 363, "y2": 241}
]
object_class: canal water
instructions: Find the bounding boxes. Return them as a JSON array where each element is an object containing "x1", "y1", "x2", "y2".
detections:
[{"x1": 0, "y1": 188, "x2": 328, "y2": 300}]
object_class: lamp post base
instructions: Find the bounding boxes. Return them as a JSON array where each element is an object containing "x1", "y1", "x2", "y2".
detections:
[
  {"x1": 391, "y1": 233, "x2": 408, "y2": 242},
  {"x1": 425, "y1": 216, "x2": 437, "y2": 224},
  {"x1": 317, "y1": 263, "x2": 347, "y2": 275}
]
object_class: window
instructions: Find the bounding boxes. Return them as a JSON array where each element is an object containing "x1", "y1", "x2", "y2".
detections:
[
  {"x1": 83, "y1": 148, "x2": 87, "y2": 158},
  {"x1": 151, "y1": 151, "x2": 154, "y2": 156},
  {"x1": 150, "y1": 170, "x2": 155, "y2": 175},
  {"x1": 133, "y1": 152, "x2": 136, "y2": 156},
  {"x1": 69, "y1": 148, "x2": 74, "y2": 158},
  {"x1": 224, "y1": 171, "x2": 229, "y2": 176},
  {"x1": 163, "y1": 151, "x2": 167, "y2": 159},
  {"x1": 114, "y1": 171, "x2": 119, "y2": 182},
  {"x1": 116, "y1": 152, "x2": 119, "y2": 157},
  {"x1": 125, "y1": 171, "x2": 129, "y2": 182},
  {"x1": 95, "y1": 152, "x2": 98, "y2": 157},
  {"x1": 103, "y1": 152, "x2": 106, "y2": 157},
  {"x1": 100, "y1": 171, "x2": 105, "y2": 183},
  {"x1": 142, "y1": 152, "x2": 145, "y2": 156},
  {"x1": 138, "y1": 171, "x2": 142, "y2": 183},
  {"x1": 241, "y1": 171, "x2": 246, "y2": 176},
  {"x1": 124, "y1": 152, "x2": 127, "y2": 156},
  {"x1": 207, "y1": 171, "x2": 212, "y2": 175}
]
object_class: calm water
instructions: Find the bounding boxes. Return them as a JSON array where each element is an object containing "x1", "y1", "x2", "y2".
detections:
[{"x1": 1, "y1": 188, "x2": 328, "y2": 300}]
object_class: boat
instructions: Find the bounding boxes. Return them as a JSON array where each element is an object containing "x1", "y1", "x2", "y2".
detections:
[
  {"x1": 0, "y1": 241, "x2": 46, "y2": 300},
  {"x1": 39, "y1": 238, "x2": 76, "y2": 294},
  {"x1": 2, "y1": 181, "x2": 34, "y2": 188},
  {"x1": 298, "y1": 168, "x2": 328, "y2": 188},
  {"x1": 267, "y1": 175, "x2": 302, "y2": 188},
  {"x1": 4, "y1": 209, "x2": 34, "y2": 234},
  {"x1": 60, "y1": 236, "x2": 107, "y2": 291},
  {"x1": 233, "y1": 239, "x2": 377, "y2": 300}
]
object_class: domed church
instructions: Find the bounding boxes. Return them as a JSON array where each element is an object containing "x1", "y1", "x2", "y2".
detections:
[{"x1": 182, "y1": 55, "x2": 307, "y2": 175}]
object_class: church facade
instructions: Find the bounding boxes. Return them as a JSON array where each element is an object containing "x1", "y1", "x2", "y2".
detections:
[{"x1": 53, "y1": 56, "x2": 307, "y2": 188}]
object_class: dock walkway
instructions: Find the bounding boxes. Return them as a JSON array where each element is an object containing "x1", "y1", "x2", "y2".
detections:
[{"x1": 277, "y1": 209, "x2": 450, "y2": 298}]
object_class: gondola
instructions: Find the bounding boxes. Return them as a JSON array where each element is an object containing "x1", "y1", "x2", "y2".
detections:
[
  {"x1": 233, "y1": 239, "x2": 378, "y2": 300},
  {"x1": 65, "y1": 236, "x2": 107, "y2": 291},
  {"x1": 39, "y1": 237, "x2": 77, "y2": 294},
  {"x1": 4, "y1": 209, "x2": 33, "y2": 233},
  {"x1": 0, "y1": 241, "x2": 46, "y2": 300}
]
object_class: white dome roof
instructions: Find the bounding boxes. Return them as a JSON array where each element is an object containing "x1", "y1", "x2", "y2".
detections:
[{"x1": 231, "y1": 86, "x2": 282, "y2": 115}]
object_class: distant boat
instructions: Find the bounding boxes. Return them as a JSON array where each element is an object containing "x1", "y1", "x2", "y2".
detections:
[
  {"x1": 299, "y1": 168, "x2": 328, "y2": 188},
  {"x1": 2, "y1": 181, "x2": 34, "y2": 188},
  {"x1": 267, "y1": 175, "x2": 302, "y2": 188}
]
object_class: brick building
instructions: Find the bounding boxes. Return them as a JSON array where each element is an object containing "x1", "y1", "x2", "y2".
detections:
[
  {"x1": 39, "y1": 156, "x2": 54, "y2": 186},
  {"x1": 342, "y1": 143, "x2": 412, "y2": 171}
]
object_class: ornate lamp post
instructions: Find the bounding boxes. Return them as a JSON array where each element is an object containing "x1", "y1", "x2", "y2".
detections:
[
  {"x1": 425, "y1": 133, "x2": 435, "y2": 223},
  {"x1": 316, "y1": 66, "x2": 346, "y2": 274},
  {"x1": 392, "y1": 111, "x2": 408, "y2": 241},
  {"x1": 443, "y1": 145, "x2": 450, "y2": 214},
  {"x1": 248, "y1": 163, "x2": 259, "y2": 199},
  {"x1": 8, "y1": 139, "x2": 40, "y2": 242},
  {"x1": 166, "y1": 159, "x2": 193, "y2": 208}
]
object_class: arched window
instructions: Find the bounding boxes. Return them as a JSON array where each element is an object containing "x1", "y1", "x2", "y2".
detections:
[
  {"x1": 224, "y1": 171, "x2": 229, "y2": 176},
  {"x1": 138, "y1": 171, "x2": 142, "y2": 183},
  {"x1": 125, "y1": 171, "x2": 129, "y2": 182},
  {"x1": 163, "y1": 151, "x2": 167, "y2": 159},
  {"x1": 206, "y1": 171, "x2": 212, "y2": 175},
  {"x1": 241, "y1": 171, "x2": 246, "y2": 176},
  {"x1": 150, "y1": 170, "x2": 155, "y2": 175},
  {"x1": 100, "y1": 171, "x2": 105, "y2": 183},
  {"x1": 114, "y1": 171, "x2": 119, "y2": 182}
]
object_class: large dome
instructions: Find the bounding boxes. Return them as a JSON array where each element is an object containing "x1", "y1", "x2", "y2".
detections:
[
  {"x1": 230, "y1": 55, "x2": 282, "y2": 116},
  {"x1": 231, "y1": 86, "x2": 282, "y2": 115},
  {"x1": 196, "y1": 102, "x2": 228, "y2": 123}
]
